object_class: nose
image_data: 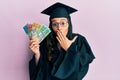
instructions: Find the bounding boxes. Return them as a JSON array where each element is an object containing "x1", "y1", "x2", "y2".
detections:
[{"x1": 57, "y1": 24, "x2": 62, "y2": 30}]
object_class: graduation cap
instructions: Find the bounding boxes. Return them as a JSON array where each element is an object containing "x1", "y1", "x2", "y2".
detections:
[{"x1": 41, "y1": 2, "x2": 77, "y2": 19}]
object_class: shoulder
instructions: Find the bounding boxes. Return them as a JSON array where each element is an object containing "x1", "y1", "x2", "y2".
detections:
[{"x1": 72, "y1": 33, "x2": 90, "y2": 48}]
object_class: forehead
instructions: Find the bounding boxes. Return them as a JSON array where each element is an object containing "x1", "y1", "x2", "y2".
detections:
[{"x1": 51, "y1": 17, "x2": 68, "y2": 22}]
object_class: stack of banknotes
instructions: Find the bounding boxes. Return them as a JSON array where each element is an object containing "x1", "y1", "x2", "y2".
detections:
[{"x1": 23, "y1": 22, "x2": 51, "y2": 42}]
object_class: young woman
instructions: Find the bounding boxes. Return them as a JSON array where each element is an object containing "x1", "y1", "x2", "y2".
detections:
[{"x1": 29, "y1": 2, "x2": 95, "y2": 80}]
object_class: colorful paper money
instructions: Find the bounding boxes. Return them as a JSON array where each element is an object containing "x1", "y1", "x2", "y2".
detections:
[{"x1": 23, "y1": 22, "x2": 51, "y2": 42}]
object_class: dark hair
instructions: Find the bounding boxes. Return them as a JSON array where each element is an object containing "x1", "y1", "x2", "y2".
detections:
[{"x1": 44, "y1": 16, "x2": 73, "y2": 61}]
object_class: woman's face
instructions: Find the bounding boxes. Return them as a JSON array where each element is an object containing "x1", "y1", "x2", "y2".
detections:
[{"x1": 51, "y1": 17, "x2": 69, "y2": 37}]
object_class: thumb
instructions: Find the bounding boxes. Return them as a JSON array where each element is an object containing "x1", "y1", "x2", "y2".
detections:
[{"x1": 71, "y1": 36, "x2": 78, "y2": 43}]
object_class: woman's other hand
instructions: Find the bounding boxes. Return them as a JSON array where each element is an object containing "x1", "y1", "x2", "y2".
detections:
[
  {"x1": 29, "y1": 37, "x2": 40, "y2": 64},
  {"x1": 56, "y1": 30, "x2": 78, "y2": 51}
]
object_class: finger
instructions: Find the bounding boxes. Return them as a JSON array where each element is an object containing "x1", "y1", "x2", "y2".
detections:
[
  {"x1": 30, "y1": 39, "x2": 40, "y2": 45},
  {"x1": 57, "y1": 30, "x2": 65, "y2": 41},
  {"x1": 30, "y1": 44, "x2": 39, "y2": 51},
  {"x1": 33, "y1": 36, "x2": 39, "y2": 40},
  {"x1": 30, "y1": 45, "x2": 40, "y2": 55},
  {"x1": 56, "y1": 31, "x2": 62, "y2": 41},
  {"x1": 30, "y1": 40, "x2": 36, "y2": 47},
  {"x1": 56, "y1": 36, "x2": 61, "y2": 44},
  {"x1": 72, "y1": 36, "x2": 78, "y2": 43},
  {"x1": 59, "y1": 30, "x2": 66, "y2": 39},
  {"x1": 30, "y1": 41, "x2": 39, "y2": 48},
  {"x1": 30, "y1": 37, "x2": 40, "y2": 44},
  {"x1": 33, "y1": 45, "x2": 40, "y2": 49}
]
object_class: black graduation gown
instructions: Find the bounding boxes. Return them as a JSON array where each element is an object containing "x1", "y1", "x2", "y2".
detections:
[{"x1": 29, "y1": 34, "x2": 95, "y2": 80}]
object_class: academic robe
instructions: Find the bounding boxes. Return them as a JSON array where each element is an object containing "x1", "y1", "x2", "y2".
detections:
[{"x1": 29, "y1": 34, "x2": 95, "y2": 80}]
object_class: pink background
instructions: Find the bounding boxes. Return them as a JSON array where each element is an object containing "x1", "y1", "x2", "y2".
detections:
[{"x1": 0, "y1": 0, "x2": 120, "y2": 80}]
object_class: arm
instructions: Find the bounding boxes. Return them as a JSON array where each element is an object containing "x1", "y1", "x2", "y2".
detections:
[
  {"x1": 52, "y1": 35, "x2": 95, "y2": 79},
  {"x1": 29, "y1": 54, "x2": 44, "y2": 80},
  {"x1": 29, "y1": 37, "x2": 42, "y2": 80},
  {"x1": 29, "y1": 56, "x2": 38, "y2": 80}
]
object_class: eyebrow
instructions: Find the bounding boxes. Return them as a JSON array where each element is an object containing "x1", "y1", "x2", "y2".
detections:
[
  {"x1": 52, "y1": 19, "x2": 67, "y2": 22},
  {"x1": 51, "y1": 20, "x2": 57, "y2": 22}
]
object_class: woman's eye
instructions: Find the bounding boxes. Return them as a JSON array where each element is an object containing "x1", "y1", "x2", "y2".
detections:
[
  {"x1": 61, "y1": 22, "x2": 66, "y2": 26},
  {"x1": 52, "y1": 23, "x2": 58, "y2": 27},
  {"x1": 53, "y1": 23, "x2": 56, "y2": 26}
]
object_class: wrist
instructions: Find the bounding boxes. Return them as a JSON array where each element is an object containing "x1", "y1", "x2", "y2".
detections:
[
  {"x1": 35, "y1": 53, "x2": 40, "y2": 59},
  {"x1": 35, "y1": 54, "x2": 40, "y2": 64}
]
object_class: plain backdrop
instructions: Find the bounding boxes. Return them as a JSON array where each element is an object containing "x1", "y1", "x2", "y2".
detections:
[{"x1": 0, "y1": 0, "x2": 120, "y2": 80}]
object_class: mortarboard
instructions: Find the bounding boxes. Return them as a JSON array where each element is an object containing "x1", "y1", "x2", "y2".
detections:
[{"x1": 41, "y1": 2, "x2": 77, "y2": 19}]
